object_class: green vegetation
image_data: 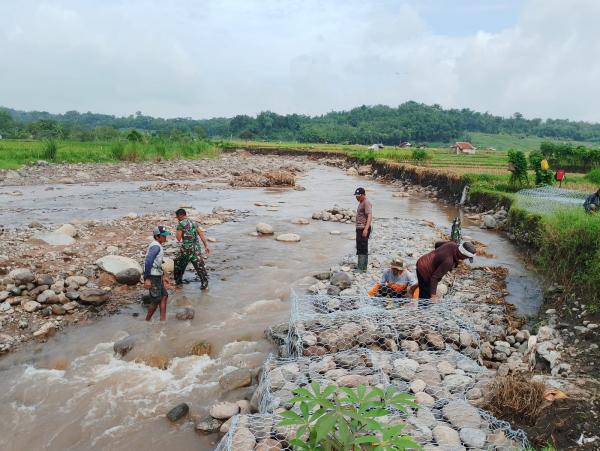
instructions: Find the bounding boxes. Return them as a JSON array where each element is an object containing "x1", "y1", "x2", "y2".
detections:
[
  {"x1": 585, "y1": 168, "x2": 600, "y2": 185},
  {"x1": 279, "y1": 383, "x2": 418, "y2": 451},
  {"x1": 4, "y1": 102, "x2": 600, "y2": 146},
  {"x1": 508, "y1": 150, "x2": 529, "y2": 188},
  {"x1": 0, "y1": 139, "x2": 221, "y2": 169}
]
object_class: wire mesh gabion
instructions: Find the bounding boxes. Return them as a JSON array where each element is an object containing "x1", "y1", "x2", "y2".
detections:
[
  {"x1": 215, "y1": 402, "x2": 530, "y2": 451},
  {"x1": 515, "y1": 185, "x2": 586, "y2": 214},
  {"x1": 257, "y1": 348, "x2": 491, "y2": 415},
  {"x1": 285, "y1": 300, "x2": 481, "y2": 361}
]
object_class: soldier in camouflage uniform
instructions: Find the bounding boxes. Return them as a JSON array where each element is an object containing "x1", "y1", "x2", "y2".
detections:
[{"x1": 174, "y1": 208, "x2": 210, "y2": 289}]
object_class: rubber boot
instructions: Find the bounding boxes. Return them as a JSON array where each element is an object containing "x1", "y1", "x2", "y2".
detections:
[
  {"x1": 357, "y1": 254, "x2": 368, "y2": 272},
  {"x1": 192, "y1": 260, "x2": 209, "y2": 290}
]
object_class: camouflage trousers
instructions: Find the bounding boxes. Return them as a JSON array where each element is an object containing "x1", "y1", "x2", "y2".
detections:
[{"x1": 174, "y1": 247, "x2": 208, "y2": 288}]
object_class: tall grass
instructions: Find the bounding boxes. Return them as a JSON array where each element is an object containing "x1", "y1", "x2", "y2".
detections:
[
  {"x1": 110, "y1": 142, "x2": 126, "y2": 161},
  {"x1": 42, "y1": 139, "x2": 58, "y2": 161},
  {"x1": 538, "y1": 210, "x2": 600, "y2": 307}
]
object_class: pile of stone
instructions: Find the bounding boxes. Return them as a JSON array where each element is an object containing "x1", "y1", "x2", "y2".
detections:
[
  {"x1": 285, "y1": 303, "x2": 480, "y2": 361},
  {"x1": 311, "y1": 206, "x2": 356, "y2": 223},
  {"x1": 470, "y1": 207, "x2": 508, "y2": 230},
  {"x1": 139, "y1": 182, "x2": 205, "y2": 192},
  {"x1": 215, "y1": 402, "x2": 529, "y2": 451}
]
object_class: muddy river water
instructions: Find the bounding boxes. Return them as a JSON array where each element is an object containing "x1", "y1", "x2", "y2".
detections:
[{"x1": 0, "y1": 165, "x2": 542, "y2": 451}]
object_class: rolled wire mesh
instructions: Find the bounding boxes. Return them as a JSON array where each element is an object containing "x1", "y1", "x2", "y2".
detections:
[
  {"x1": 285, "y1": 298, "x2": 481, "y2": 360},
  {"x1": 215, "y1": 404, "x2": 530, "y2": 451},
  {"x1": 515, "y1": 185, "x2": 586, "y2": 214}
]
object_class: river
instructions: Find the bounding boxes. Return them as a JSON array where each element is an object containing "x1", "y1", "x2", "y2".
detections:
[{"x1": 0, "y1": 164, "x2": 542, "y2": 450}]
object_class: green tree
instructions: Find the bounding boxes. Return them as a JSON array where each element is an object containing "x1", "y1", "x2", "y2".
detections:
[
  {"x1": 529, "y1": 150, "x2": 553, "y2": 185},
  {"x1": 126, "y1": 129, "x2": 143, "y2": 142}
]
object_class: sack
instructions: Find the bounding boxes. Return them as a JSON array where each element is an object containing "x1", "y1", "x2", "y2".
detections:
[
  {"x1": 555, "y1": 169, "x2": 565, "y2": 181},
  {"x1": 541, "y1": 159, "x2": 549, "y2": 171}
]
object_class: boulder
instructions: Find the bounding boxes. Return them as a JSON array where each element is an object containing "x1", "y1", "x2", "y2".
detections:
[
  {"x1": 66, "y1": 275, "x2": 88, "y2": 287},
  {"x1": 481, "y1": 215, "x2": 498, "y2": 229},
  {"x1": 114, "y1": 335, "x2": 136, "y2": 356},
  {"x1": 426, "y1": 333, "x2": 446, "y2": 350},
  {"x1": 55, "y1": 223, "x2": 77, "y2": 237},
  {"x1": 51, "y1": 305, "x2": 66, "y2": 315},
  {"x1": 410, "y1": 379, "x2": 427, "y2": 393},
  {"x1": 95, "y1": 255, "x2": 142, "y2": 277},
  {"x1": 415, "y1": 392, "x2": 435, "y2": 405},
  {"x1": 460, "y1": 427, "x2": 486, "y2": 448},
  {"x1": 115, "y1": 268, "x2": 141, "y2": 286},
  {"x1": 195, "y1": 416, "x2": 223, "y2": 434},
  {"x1": 176, "y1": 308, "x2": 195, "y2": 321},
  {"x1": 255, "y1": 439, "x2": 283, "y2": 451},
  {"x1": 22, "y1": 300, "x2": 42, "y2": 312},
  {"x1": 442, "y1": 400, "x2": 482, "y2": 429},
  {"x1": 78, "y1": 288, "x2": 110, "y2": 305},
  {"x1": 256, "y1": 223, "x2": 274, "y2": 235},
  {"x1": 330, "y1": 271, "x2": 352, "y2": 289},
  {"x1": 336, "y1": 374, "x2": 370, "y2": 388},
  {"x1": 35, "y1": 274, "x2": 54, "y2": 286},
  {"x1": 33, "y1": 321, "x2": 57, "y2": 338},
  {"x1": 219, "y1": 369, "x2": 253, "y2": 392},
  {"x1": 9, "y1": 269, "x2": 35, "y2": 285},
  {"x1": 275, "y1": 233, "x2": 301, "y2": 242},
  {"x1": 32, "y1": 231, "x2": 76, "y2": 246},
  {"x1": 432, "y1": 425, "x2": 461, "y2": 447},
  {"x1": 291, "y1": 218, "x2": 310, "y2": 225},
  {"x1": 346, "y1": 167, "x2": 359, "y2": 176},
  {"x1": 166, "y1": 403, "x2": 189, "y2": 422},
  {"x1": 210, "y1": 401, "x2": 240, "y2": 419},
  {"x1": 357, "y1": 165, "x2": 372, "y2": 175}
]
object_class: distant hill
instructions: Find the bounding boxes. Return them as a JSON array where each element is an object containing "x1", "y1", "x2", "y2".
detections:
[{"x1": 2, "y1": 102, "x2": 600, "y2": 145}]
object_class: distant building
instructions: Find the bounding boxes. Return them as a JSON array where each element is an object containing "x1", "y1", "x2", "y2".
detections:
[
  {"x1": 450, "y1": 142, "x2": 476, "y2": 155},
  {"x1": 399, "y1": 141, "x2": 412, "y2": 148},
  {"x1": 368, "y1": 143, "x2": 384, "y2": 150}
]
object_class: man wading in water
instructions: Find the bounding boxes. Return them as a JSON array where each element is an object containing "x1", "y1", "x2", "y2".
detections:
[
  {"x1": 416, "y1": 241, "x2": 476, "y2": 301},
  {"x1": 173, "y1": 208, "x2": 210, "y2": 289},
  {"x1": 143, "y1": 226, "x2": 171, "y2": 321},
  {"x1": 354, "y1": 187, "x2": 373, "y2": 272}
]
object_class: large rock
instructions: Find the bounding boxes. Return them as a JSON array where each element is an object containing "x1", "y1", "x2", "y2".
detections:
[
  {"x1": 291, "y1": 218, "x2": 310, "y2": 225},
  {"x1": 55, "y1": 223, "x2": 77, "y2": 237},
  {"x1": 219, "y1": 368, "x2": 252, "y2": 392},
  {"x1": 176, "y1": 308, "x2": 195, "y2": 321},
  {"x1": 336, "y1": 374, "x2": 370, "y2": 388},
  {"x1": 442, "y1": 400, "x2": 482, "y2": 429},
  {"x1": 256, "y1": 223, "x2": 274, "y2": 235},
  {"x1": 78, "y1": 288, "x2": 110, "y2": 305},
  {"x1": 32, "y1": 232, "x2": 76, "y2": 246},
  {"x1": 114, "y1": 335, "x2": 136, "y2": 356},
  {"x1": 433, "y1": 425, "x2": 461, "y2": 447},
  {"x1": 95, "y1": 255, "x2": 142, "y2": 277},
  {"x1": 330, "y1": 271, "x2": 352, "y2": 290},
  {"x1": 35, "y1": 274, "x2": 54, "y2": 286},
  {"x1": 115, "y1": 268, "x2": 141, "y2": 285},
  {"x1": 195, "y1": 416, "x2": 223, "y2": 434},
  {"x1": 166, "y1": 403, "x2": 189, "y2": 422},
  {"x1": 460, "y1": 427, "x2": 486, "y2": 448},
  {"x1": 346, "y1": 167, "x2": 358, "y2": 176},
  {"x1": 481, "y1": 215, "x2": 498, "y2": 229},
  {"x1": 22, "y1": 300, "x2": 42, "y2": 312},
  {"x1": 9, "y1": 269, "x2": 35, "y2": 285},
  {"x1": 357, "y1": 165, "x2": 372, "y2": 175},
  {"x1": 210, "y1": 401, "x2": 240, "y2": 419},
  {"x1": 255, "y1": 439, "x2": 283, "y2": 451},
  {"x1": 275, "y1": 233, "x2": 301, "y2": 242}
]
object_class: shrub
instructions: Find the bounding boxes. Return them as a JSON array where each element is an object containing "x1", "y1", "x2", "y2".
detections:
[
  {"x1": 110, "y1": 142, "x2": 125, "y2": 161},
  {"x1": 42, "y1": 139, "x2": 58, "y2": 161},
  {"x1": 411, "y1": 148, "x2": 432, "y2": 163},
  {"x1": 279, "y1": 383, "x2": 418, "y2": 450},
  {"x1": 507, "y1": 150, "x2": 529, "y2": 188},
  {"x1": 585, "y1": 168, "x2": 600, "y2": 185},
  {"x1": 529, "y1": 151, "x2": 553, "y2": 186},
  {"x1": 126, "y1": 129, "x2": 144, "y2": 142}
]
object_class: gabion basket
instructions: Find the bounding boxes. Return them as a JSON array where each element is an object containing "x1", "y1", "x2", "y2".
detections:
[
  {"x1": 215, "y1": 403, "x2": 530, "y2": 451},
  {"x1": 285, "y1": 302, "x2": 481, "y2": 361}
]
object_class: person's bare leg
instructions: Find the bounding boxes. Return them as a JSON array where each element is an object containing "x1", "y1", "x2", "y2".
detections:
[
  {"x1": 146, "y1": 304, "x2": 158, "y2": 321},
  {"x1": 159, "y1": 296, "x2": 167, "y2": 321}
]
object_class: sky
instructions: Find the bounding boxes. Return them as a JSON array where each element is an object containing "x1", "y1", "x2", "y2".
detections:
[{"x1": 1, "y1": 0, "x2": 599, "y2": 122}]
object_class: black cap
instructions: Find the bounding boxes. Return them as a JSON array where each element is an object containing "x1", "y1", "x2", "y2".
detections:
[{"x1": 354, "y1": 187, "x2": 366, "y2": 195}]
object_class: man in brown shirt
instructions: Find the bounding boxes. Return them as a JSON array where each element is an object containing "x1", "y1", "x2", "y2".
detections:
[
  {"x1": 354, "y1": 187, "x2": 373, "y2": 271},
  {"x1": 416, "y1": 241, "x2": 476, "y2": 301}
]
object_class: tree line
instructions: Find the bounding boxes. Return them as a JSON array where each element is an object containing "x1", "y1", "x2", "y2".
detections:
[{"x1": 2, "y1": 102, "x2": 600, "y2": 144}]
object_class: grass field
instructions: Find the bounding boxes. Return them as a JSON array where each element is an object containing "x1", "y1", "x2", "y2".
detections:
[{"x1": 0, "y1": 139, "x2": 221, "y2": 169}]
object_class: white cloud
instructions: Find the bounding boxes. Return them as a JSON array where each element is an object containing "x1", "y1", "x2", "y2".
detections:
[{"x1": 0, "y1": 0, "x2": 598, "y2": 121}]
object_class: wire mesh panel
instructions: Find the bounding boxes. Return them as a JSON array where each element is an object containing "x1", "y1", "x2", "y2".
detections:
[
  {"x1": 515, "y1": 186, "x2": 586, "y2": 214},
  {"x1": 257, "y1": 350, "x2": 378, "y2": 414},
  {"x1": 258, "y1": 349, "x2": 491, "y2": 415},
  {"x1": 374, "y1": 349, "x2": 492, "y2": 407},
  {"x1": 215, "y1": 404, "x2": 530, "y2": 451},
  {"x1": 285, "y1": 303, "x2": 481, "y2": 360}
]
